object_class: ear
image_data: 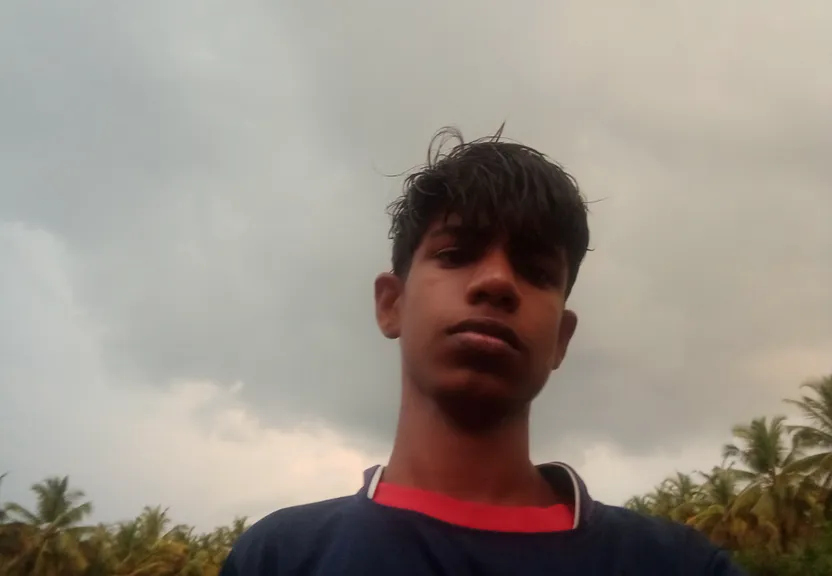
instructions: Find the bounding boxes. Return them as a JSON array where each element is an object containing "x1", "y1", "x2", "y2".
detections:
[
  {"x1": 551, "y1": 309, "x2": 578, "y2": 371},
  {"x1": 374, "y1": 272, "x2": 403, "y2": 339}
]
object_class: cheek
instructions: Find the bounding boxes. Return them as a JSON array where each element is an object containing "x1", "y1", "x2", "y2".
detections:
[
  {"x1": 399, "y1": 284, "x2": 438, "y2": 342},
  {"x1": 402, "y1": 271, "x2": 449, "y2": 324},
  {"x1": 530, "y1": 309, "x2": 563, "y2": 360}
]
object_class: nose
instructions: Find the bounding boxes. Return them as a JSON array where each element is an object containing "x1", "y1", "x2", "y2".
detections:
[{"x1": 465, "y1": 247, "x2": 520, "y2": 313}]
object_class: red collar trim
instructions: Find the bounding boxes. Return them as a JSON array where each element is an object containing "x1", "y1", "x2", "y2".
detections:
[{"x1": 372, "y1": 481, "x2": 575, "y2": 533}]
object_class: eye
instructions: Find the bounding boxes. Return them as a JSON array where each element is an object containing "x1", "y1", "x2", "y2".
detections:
[
  {"x1": 435, "y1": 247, "x2": 472, "y2": 267},
  {"x1": 527, "y1": 267, "x2": 552, "y2": 286},
  {"x1": 520, "y1": 262, "x2": 560, "y2": 288}
]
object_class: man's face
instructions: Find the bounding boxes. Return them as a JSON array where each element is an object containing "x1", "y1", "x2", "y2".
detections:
[{"x1": 375, "y1": 216, "x2": 578, "y2": 413}]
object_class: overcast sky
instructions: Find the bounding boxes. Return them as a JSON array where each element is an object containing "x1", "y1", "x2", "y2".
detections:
[{"x1": 1, "y1": 1, "x2": 830, "y2": 532}]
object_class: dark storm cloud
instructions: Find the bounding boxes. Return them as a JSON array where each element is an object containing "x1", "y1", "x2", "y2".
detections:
[{"x1": 1, "y1": 0, "x2": 830, "y2": 464}]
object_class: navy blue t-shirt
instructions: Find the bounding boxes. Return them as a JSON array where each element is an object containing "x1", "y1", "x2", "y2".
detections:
[{"x1": 221, "y1": 463, "x2": 745, "y2": 575}]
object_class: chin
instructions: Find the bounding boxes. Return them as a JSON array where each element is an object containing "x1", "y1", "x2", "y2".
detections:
[
  {"x1": 436, "y1": 372, "x2": 514, "y2": 396},
  {"x1": 430, "y1": 381, "x2": 525, "y2": 432},
  {"x1": 432, "y1": 368, "x2": 526, "y2": 403}
]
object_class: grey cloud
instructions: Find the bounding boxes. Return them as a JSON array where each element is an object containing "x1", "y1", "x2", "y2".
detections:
[{"x1": 1, "y1": 0, "x2": 831, "y2": 469}]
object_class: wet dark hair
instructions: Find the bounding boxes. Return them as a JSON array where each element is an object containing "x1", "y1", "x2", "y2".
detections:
[{"x1": 387, "y1": 125, "x2": 590, "y2": 296}]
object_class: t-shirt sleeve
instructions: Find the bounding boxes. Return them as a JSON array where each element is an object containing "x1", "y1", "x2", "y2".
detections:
[
  {"x1": 683, "y1": 528, "x2": 746, "y2": 575},
  {"x1": 219, "y1": 549, "x2": 239, "y2": 576},
  {"x1": 704, "y1": 549, "x2": 747, "y2": 575},
  {"x1": 219, "y1": 523, "x2": 278, "y2": 575}
]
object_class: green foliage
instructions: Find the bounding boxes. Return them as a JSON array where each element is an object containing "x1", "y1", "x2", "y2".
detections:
[
  {"x1": 733, "y1": 523, "x2": 832, "y2": 575},
  {"x1": 0, "y1": 475, "x2": 248, "y2": 576},
  {"x1": 624, "y1": 373, "x2": 832, "y2": 574}
]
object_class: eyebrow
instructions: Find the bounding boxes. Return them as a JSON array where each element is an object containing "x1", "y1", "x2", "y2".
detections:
[{"x1": 427, "y1": 224, "x2": 465, "y2": 239}]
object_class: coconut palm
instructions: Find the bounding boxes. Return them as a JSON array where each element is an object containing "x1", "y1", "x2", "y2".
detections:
[
  {"x1": 227, "y1": 516, "x2": 248, "y2": 545},
  {"x1": 110, "y1": 507, "x2": 182, "y2": 575},
  {"x1": 624, "y1": 495, "x2": 653, "y2": 515},
  {"x1": 2, "y1": 475, "x2": 93, "y2": 575},
  {"x1": 723, "y1": 416, "x2": 820, "y2": 552},
  {"x1": 663, "y1": 472, "x2": 701, "y2": 523},
  {"x1": 0, "y1": 472, "x2": 8, "y2": 523},
  {"x1": 646, "y1": 482, "x2": 677, "y2": 519},
  {"x1": 77, "y1": 523, "x2": 118, "y2": 576},
  {"x1": 785, "y1": 376, "x2": 832, "y2": 511},
  {"x1": 687, "y1": 465, "x2": 741, "y2": 547}
]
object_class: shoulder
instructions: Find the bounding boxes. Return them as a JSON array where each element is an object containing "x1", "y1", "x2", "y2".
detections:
[
  {"x1": 221, "y1": 496, "x2": 356, "y2": 575},
  {"x1": 592, "y1": 503, "x2": 744, "y2": 575},
  {"x1": 594, "y1": 502, "x2": 692, "y2": 543}
]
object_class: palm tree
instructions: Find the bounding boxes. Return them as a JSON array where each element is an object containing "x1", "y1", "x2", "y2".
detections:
[
  {"x1": 624, "y1": 495, "x2": 653, "y2": 515},
  {"x1": 687, "y1": 465, "x2": 740, "y2": 547},
  {"x1": 785, "y1": 375, "x2": 832, "y2": 511},
  {"x1": 723, "y1": 416, "x2": 819, "y2": 552},
  {"x1": 635, "y1": 474, "x2": 700, "y2": 521},
  {"x1": 77, "y1": 523, "x2": 118, "y2": 576},
  {"x1": 0, "y1": 472, "x2": 8, "y2": 523},
  {"x1": 137, "y1": 505, "x2": 174, "y2": 543},
  {"x1": 111, "y1": 505, "x2": 214, "y2": 576},
  {"x1": 227, "y1": 516, "x2": 248, "y2": 544},
  {"x1": 664, "y1": 472, "x2": 700, "y2": 523},
  {"x1": 0, "y1": 480, "x2": 242, "y2": 575},
  {"x1": 3, "y1": 475, "x2": 93, "y2": 574},
  {"x1": 645, "y1": 482, "x2": 677, "y2": 519}
]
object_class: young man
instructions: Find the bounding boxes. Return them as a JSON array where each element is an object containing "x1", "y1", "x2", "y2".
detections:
[{"x1": 221, "y1": 128, "x2": 745, "y2": 575}]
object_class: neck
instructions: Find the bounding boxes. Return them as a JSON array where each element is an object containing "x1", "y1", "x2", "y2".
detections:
[{"x1": 384, "y1": 381, "x2": 556, "y2": 507}]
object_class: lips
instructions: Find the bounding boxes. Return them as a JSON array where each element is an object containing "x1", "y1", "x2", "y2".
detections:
[{"x1": 446, "y1": 318, "x2": 523, "y2": 352}]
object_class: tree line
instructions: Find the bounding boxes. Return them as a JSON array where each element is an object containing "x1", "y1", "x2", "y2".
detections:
[
  {"x1": 624, "y1": 374, "x2": 832, "y2": 575},
  {"x1": 2, "y1": 374, "x2": 831, "y2": 575},
  {"x1": 0, "y1": 474, "x2": 245, "y2": 575}
]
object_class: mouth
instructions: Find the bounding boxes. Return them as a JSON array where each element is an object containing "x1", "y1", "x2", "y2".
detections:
[{"x1": 446, "y1": 318, "x2": 523, "y2": 352}]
